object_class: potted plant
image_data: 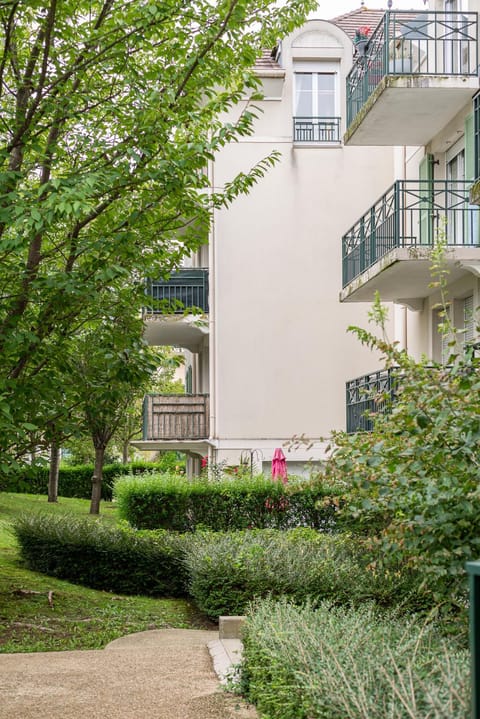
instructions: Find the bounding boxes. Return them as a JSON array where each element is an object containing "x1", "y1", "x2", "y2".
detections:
[{"x1": 354, "y1": 26, "x2": 371, "y2": 56}]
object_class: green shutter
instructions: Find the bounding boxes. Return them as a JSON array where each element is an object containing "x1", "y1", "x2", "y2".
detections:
[
  {"x1": 185, "y1": 366, "x2": 192, "y2": 394},
  {"x1": 465, "y1": 113, "x2": 475, "y2": 182},
  {"x1": 419, "y1": 153, "x2": 433, "y2": 244},
  {"x1": 465, "y1": 113, "x2": 479, "y2": 244}
]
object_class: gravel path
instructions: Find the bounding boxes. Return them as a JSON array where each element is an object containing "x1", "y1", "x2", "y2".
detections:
[{"x1": 0, "y1": 629, "x2": 257, "y2": 719}]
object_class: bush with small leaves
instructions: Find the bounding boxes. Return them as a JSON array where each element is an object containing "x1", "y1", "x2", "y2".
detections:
[{"x1": 241, "y1": 598, "x2": 469, "y2": 719}]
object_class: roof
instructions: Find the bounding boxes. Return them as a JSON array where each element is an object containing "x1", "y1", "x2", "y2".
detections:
[
  {"x1": 331, "y1": 7, "x2": 387, "y2": 41},
  {"x1": 253, "y1": 6, "x2": 422, "y2": 71},
  {"x1": 255, "y1": 48, "x2": 283, "y2": 73}
]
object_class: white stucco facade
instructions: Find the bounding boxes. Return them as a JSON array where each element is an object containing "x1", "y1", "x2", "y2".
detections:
[{"x1": 140, "y1": 1, "x2": 480, "y2": 475}]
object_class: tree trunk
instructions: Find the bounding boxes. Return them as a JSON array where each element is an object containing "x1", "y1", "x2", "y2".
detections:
[
  {"x1": 48, "y1": 441, "x2": 60, "y2": 503},
  {"x1": 122, "y1": 440, "x2": 129, "y2": 465},
  {"x1": 90, "y1": 446, "x2": 105, "y2": 515}
]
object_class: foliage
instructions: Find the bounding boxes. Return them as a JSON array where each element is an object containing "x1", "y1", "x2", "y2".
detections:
[
  {"x1": 182, "y1": 529, "x2": 425, "y2": 620},
  {"x1": 114, "y1": 473, "x2": 340, "y2": 531},
  {"x1": 0, "y1": 0, "x2": 316, "y2": 470},
  {"x1": 2, "y1": 461, "x2": 170, "y2": 500},
  {"x1": 0, "y1": 492, "x2": 204, "y2": 652},
  {"x1": 325, "y1": 291, "x2": 480, "y2": 606},
  {"x1": 241, "y1": 598, "x2": 469, "y2": 719},
  {"x1": 14, "y1": 514, "x2": 188, "y2": 597},
  {"x1": 67, "y1": 311, "x2": 163, "y2": 513}
]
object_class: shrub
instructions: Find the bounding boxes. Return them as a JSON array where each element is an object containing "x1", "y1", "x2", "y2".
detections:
[
  {"x1": 241, "y1": 598, "x2": 470, "y2": 719},
  {"x1": 325, "y1": 316, "x2": 480, "y2": 606},
  {"x1": 182, "y1": 529, "x2": 425, "y2": 619},
  {"x1": 2, "y1": 461, "x2": 168, "y2": 500},
  {"x1": 13, "y1": 514, "x2": 188, "y2": 597},
  {"x1": 114, "y1": 474, "x2": 340, "y2": 531}
]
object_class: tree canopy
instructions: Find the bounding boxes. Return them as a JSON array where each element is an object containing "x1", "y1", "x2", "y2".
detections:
[{"x1": 0, "y1": 0, "x2": 315, "y2": 469}]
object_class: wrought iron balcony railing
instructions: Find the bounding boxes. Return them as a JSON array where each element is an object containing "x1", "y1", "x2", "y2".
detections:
[
  {"x1": 342, "y1": 180, "x2": 480, "y2": 288},
  {"x1": 143, "y1": 394, "x2": 209, "y2": 440},
  {"x1": 347, "y1": 11, "x2": 479, "y2": 128},
  {"x1": 346, "y1": 368, "x2": 396, "y2": 433},
  {"x1": 293, "y1": 117, "x2": 341, "y2": 143},
  {"x1": 145, "y1": 268, "x2": 209, "y2": 314}
]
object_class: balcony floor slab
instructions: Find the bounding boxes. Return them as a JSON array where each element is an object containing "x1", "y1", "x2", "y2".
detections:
[
  {"x1": 144, "y1": 314, "x2": 208, "y2": 351},
  {"x1": 341, "y1": 245, "x2": 480, "y2": 303},
  {"x1": 345, "y1": 75, "x2": 479, "y2": 146}
]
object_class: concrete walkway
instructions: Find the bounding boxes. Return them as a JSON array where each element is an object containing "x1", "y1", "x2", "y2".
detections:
[{"x1": 0, "y1": 629, "x2": 257, "y2": 719}]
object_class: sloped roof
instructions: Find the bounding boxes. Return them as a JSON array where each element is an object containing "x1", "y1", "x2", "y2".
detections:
[
  {"x1": 331, "y1": 7, "x2": 387, "y2": 41},
  {"x1": 254, "y1": 6, "x2": 422, "y2": 72},
  {"x1": 255, "y1": 49, "x2": 283, "y2": 72}
]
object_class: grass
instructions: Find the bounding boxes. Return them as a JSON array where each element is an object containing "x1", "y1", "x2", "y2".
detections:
[{"x1": 0, "y1": 492, "x2": 212, "y2": 653}]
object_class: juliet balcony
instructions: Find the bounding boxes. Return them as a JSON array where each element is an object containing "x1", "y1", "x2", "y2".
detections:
[
  {"x1": 293, "y1": 117, "x2": 341, "y2": 144},
  {"x1": 132, "y1": 393, "x2": 210, "y2": 455},
  {"x1": 341, "y1": 179, "x2": 480, "y2": 306},
  {"x1": 345, "y1": 11, "x2": 479, "y2": 146},
  {"x1": 143, "y1": 268, "x2": 209, "y2": 351}
]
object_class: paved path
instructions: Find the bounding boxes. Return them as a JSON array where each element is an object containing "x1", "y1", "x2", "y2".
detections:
[{"x1": 0, "y1": 629, "x2": 257, "y2": 719}]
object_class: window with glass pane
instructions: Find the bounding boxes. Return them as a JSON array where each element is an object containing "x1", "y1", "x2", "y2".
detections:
[{"x1": 295, "y1": 73, "x2": 335, "y2": 117}]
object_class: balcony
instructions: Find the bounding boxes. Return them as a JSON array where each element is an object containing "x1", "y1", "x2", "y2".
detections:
[
  {"x1": 346, "y1": 369, "x2": 395, "y2": 433},
  {"x1": 143, "y1": 268, "x2": 209, "y2": 351},
  {"x1": 341, "y1": 180, "x2": 480, "y2": 305},
  {"x1": 345, "y1": 11, "x2": 479, "y2": 146},
  {"x1": 132, "y1": 393, "x2": 210, "y2": 455},
  {"x1": 293, "y1": 117, "x2": 341, "y2": 144}
]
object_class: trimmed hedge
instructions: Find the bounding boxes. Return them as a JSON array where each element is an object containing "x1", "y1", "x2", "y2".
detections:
[
  {"x1": 13, "y1": 514, "x2": 188, "y2": 597},
  {"x1": 2, "y1": 461, "x2": 167, "y2": 501},
  {"x1": 114, "y1": 474, "x2": 340, "y2": 531},
  {"x1": 241, "y1": 599, "x2": 469, "y2": 719},
  {"x1": 182, "y1": 529, "x2": 427, "y2": 619}
]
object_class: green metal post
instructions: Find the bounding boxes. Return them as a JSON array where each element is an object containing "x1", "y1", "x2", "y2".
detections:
[
  {"x1": 359, "y1": 217, "x2": 366, "y2": 274},
  {"x1": 384, "y1": 12, "x2": 390, "y2": 76},
  {"x1": 142, "y1": 395, "x2": 148, "y2": 441},
  {"x1": 394, "y1": 181, "x2": 401, "y2": 248},
  {"x1": 466, "y1": 560, "x2": 480, "y2": 719},
  {"x1": 370, "y1": 206, "x2": 376, "y2": 267}
]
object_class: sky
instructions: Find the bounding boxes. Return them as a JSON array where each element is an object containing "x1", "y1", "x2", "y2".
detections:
[{"x1": 317, "y1": 1, "x2": 428, "y2": 19}]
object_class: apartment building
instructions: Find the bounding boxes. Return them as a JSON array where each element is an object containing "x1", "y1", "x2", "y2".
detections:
[
  {"x1": 137, "y1": 2, "x2": 480, "y2": 475},
  {"x1": 342, "y1": 0, "x2": 480, "y2": 431}
]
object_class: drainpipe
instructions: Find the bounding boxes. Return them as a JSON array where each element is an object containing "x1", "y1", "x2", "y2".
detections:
[{"x1": 208, "y1": 157, "x2": 217, "y2": 464}]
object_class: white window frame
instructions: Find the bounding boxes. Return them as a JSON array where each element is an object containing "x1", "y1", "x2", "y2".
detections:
[{"x1": 293, "y1": 61, "x2": 339, "y2": 119}]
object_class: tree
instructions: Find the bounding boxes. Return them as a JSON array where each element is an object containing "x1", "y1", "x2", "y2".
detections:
[
  {"x1": 70, "y1": 310, "x2": 161, "y2": 514},
  {"x1": 112, "y1": 349, "x2": 184, "y2": 463},
  {"x1": 0, "y1": 0, "x2": 316, "y2": 470}
]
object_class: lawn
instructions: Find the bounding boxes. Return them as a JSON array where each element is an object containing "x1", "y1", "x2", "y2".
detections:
[{"x1": 0, "y1": 492, "x2": 210, "y2": 653}]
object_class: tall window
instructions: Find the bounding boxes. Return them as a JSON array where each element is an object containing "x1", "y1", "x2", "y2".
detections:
[
  {"x1": 293, "y1": 63, "x2": 340, "y2": 143},
  {"x1": 294, "y1": 72, "x2": 335, "y2": 118}
]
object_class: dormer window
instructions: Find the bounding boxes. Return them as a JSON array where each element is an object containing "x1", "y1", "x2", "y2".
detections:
[{"x1": 293, "y1": 62, "x2": 340, "y2": 144}]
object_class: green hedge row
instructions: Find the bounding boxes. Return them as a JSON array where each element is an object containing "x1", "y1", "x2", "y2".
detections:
[
  {"x1": 14, "y1": 514, "x2": 188, "y2": 597},
  {"x1": 3, "y1": 461, "x2": 167, "y2": 501},
  {"x1": 114, "y1": 474, "x2": 340, "y2": 531},
  {"x1": 14, "y1": 515, "x2": 431, "y2": 620},
  {"x1": 241, "y1": 599, "x2": 469, "y2": 719},
  {"x1": 183, "y1": 529, "x2": 429, "y2": 619}
]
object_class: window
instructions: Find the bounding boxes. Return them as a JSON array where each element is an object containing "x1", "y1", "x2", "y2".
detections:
[
  {"x1": 295, "y1": 72, "x2": 335, "y2": 117},
  {"x1": 293, "y1": 62, "x2": 340, "y2": 143},
  {"x1": 463, "y1": 295, "x2": 475, "y2": 345}
]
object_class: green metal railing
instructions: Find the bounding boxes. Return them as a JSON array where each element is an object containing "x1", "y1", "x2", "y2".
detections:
[
  {"x1": 346, "y1": 368, "x2": 397, "y2": 433},
  {"x1": 342, "y1": 180, "x2": 480, "y2": 288},
  {"x1": 347, "y1": 11, "x2": 478, "y2": 128},
  {"x1": 293, "y1": 117, "x2": 341, "y2": 143},
  {"x1": 145, "y1": 268, "x2": 209, "y2": 314}
]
